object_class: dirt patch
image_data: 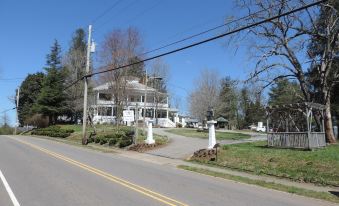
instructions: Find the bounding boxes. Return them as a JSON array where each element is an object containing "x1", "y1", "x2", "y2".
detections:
[{"x1": 189, "y1": 148, "x2": 217, "y2": 161}]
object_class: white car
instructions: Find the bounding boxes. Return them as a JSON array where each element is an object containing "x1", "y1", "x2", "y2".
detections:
[{"x1": 256, "y1": 126, "x2": 266, "y2": 132}]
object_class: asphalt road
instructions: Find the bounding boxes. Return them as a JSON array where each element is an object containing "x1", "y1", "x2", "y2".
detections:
[{"x1": 0, "y1": 135, "x2": 336, "y2": 206}]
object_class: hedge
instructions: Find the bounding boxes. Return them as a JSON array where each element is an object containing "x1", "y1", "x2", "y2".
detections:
[
  {"x1": 31, "y1": 126, "x2": 74, "y2": 138},
  {"x1": 92, "y1": 127, "x2": 134, "y2": 148}
]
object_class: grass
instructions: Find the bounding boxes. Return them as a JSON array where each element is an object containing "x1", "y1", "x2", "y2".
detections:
[
  {"x1": 178, "y1": 165, "x2": 339, "y2": 204},
  {"x1": 191, "y1": 141, "x2": 339, "y2": 186},
  {"x1": 165, "y1": 128, "x2": 250, "y2": 140}
]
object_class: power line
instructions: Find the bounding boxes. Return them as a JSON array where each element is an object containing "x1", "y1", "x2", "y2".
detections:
[
  {"x1": 0, "y1": 108, "x2": 15, "y2": 114},
  {"x1": 87, "y1": 0, "x2": 325, "y2": 78},
  {"x1": 92, "y1": 0, "x2": 123, "y2": 24},
  {"x1": 95, "y1": 0, "x2": 139, "y2": 32},
  {"x1": 10, "y1": 0, "x2": 323, "y2": 113},
  {"x1": 123, "y1": 0, "x2": 162, "y2": 25},
  {"x1": 140, "y1": 0, "x2": 296, "y2": 57}
]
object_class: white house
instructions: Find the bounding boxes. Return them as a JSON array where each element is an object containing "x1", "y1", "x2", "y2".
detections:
[{"x1": 90, "y1": 77, "x2": 179, "y2": 128}]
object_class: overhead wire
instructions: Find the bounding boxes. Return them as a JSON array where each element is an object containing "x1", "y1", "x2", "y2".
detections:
[
  {"x1": 5, "y1": 0, "x2": 325, "y2": 108},
  {"x1": 91, "y1": 0, "x2": 123, "y2": 24},
  {"x1": 86, "y1": 0, "x2": 325, "y2": 79},
  {"x1": 0, "y1": 107, "x2": 16, "y2": 114},
  {"x1": 95, "y1": 0, "x2": 139, "y2": 32},
  {"x1": 139, "y1": 0, "x2": 296, "y2": 57}
]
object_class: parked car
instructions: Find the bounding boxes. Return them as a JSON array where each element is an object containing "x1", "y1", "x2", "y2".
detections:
[{"x1": 256, "y1": 126, "x2": 266, "y2": 132}]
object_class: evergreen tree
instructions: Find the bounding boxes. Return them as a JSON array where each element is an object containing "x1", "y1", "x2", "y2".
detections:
[
  {"x1": 216, "y1": 77, "x2": 238, "y2": 129},
  {"x1": 18, "y1": 72, "x2": 45, "y2": 125},
  {"x1": 34, "y1": 40, "x2": 66, "y2": 124},
  {"x1": 268, "y1": 78, "x2": 303, "y2": 106},
  {"x1": 239, "y1": 87, "x2": 265, "y2": 128}
]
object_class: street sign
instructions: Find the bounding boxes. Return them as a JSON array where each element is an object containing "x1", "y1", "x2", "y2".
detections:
[{"x1": 123, "y1": 110, "x2": 135, "y2": 122}]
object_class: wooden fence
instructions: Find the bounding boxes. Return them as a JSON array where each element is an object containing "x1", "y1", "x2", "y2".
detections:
[{"x1": 267, "y1": 132, "x2": 326, "y2": 149}]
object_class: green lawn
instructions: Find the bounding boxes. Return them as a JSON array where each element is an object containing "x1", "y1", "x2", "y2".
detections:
[
  {"x1": 192, "y1": 141, "x2": 339, "y2": 186},
  {"x1": 165, "y1": 128, "x2": 250, "y2": 140},
  {"x1": 178, "y1": 165, "x2": 339, "y2": 204}
]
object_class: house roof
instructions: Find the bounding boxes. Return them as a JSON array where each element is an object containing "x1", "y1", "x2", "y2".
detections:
[
  {"x1": 186, "y1": 118, "x2": 199, "y2": 123},
  {"x1": 93, "y1": 80, "x2": 157, "y2": 92},
  {"x1": 216, "y1": 117, "x2": 228, "y2": 122}
]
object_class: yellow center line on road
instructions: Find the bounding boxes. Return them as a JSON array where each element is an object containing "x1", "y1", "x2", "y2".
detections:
[{"x1": 9, "y1": 137, "x2": 189, "y2": 206}]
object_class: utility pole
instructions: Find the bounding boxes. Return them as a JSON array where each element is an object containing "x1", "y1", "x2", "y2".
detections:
[
  {"x1": 82, "y1": 24, "x2": 92, "y2": 145},
  {"x1": 14, "y1": 87, "x2": 20, "y2": 135},
  {"x1": 143, "y1": 69, "x2": 148, "y2": 133},
  {"x1": 134, "y1": 103, "x2": 139, "y2": 144}
]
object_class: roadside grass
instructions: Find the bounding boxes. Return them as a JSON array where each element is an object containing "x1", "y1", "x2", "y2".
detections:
[
  {"x1": 165, "y1": 128, "x2": 250, "y2": 140},
  {"x1": 177, "y1": 165, "x2": 339, "y2": 204},
  {"x1": 190, "y1": 141, "x2": 339, "y2": 186}
]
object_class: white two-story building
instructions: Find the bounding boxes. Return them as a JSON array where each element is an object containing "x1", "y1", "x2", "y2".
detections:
[{"x1": 90, "y1": 77, "x2": 179, "y2": 127}]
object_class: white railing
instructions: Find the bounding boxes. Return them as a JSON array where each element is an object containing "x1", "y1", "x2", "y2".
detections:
[{"x1": 96, "y1": 100, "x2": 168, "y2": 108}]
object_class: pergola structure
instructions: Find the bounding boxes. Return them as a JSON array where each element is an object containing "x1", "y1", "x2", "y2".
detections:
[{"x1": 266, "y1": 102, "x2": 326, "y2": 149}]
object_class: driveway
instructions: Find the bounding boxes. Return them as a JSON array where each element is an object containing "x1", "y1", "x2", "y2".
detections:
[{"x1": 148, "y1": 128, "x2": 266, "y2": 159}]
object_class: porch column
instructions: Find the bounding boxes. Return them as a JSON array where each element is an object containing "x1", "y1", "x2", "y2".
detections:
[{"x1": 166, "y1": 96, "x2": 169, "y2": 119}]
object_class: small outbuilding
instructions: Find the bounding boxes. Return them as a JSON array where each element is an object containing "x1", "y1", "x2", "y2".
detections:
[{"x1": 216, "y1": 117, "x2": 228, "y2": 128}]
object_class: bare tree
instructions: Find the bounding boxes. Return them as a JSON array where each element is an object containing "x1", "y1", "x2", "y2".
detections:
[
  {"x1": 149, "y1": 58, "x2": 170, "y2": 125},
  {"x1": 188, "y1": 69, "x2": 221, "y2": 122},
  {"x1": 99, "y1": 27, "x2": 144, "y2": 124},
  {"x1": 231, "y1": 0, "x2": 338, "y2": 143},
  {"x1": 63, "y1": 29, "x2": 87, "y2": 123},
  {"x1": 0, "y1": 112, "x2": 10, "y2": 127}
]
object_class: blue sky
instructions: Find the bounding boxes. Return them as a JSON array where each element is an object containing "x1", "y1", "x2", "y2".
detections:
[{"x1": 0, "y1": 0, "x2": 252, "y2": 125}]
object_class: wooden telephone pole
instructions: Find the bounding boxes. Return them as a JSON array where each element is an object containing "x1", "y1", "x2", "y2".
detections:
[{"x1": 82, "y1": 25, "x2": 92, "y2": 145}]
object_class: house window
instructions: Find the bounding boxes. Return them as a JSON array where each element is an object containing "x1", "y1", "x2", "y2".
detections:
[
  {"x1": 156, "y1": 110, "x2": 167, "y2": 118},
  {"x1": 98, "y1": 107, "x2": 112, "y2": 116},
  {"x1": 130, "y1": 96, "x2": 135, "y2": 102},
  {"x1": 99, "y1": 93, "x2": 112, "y2": 101},
  {"x1": 141, "y1": 109, "x2": 154, "y2": 117},
  {"x1": 141, "y1": 96, "x2": 145, "y2": 102}
]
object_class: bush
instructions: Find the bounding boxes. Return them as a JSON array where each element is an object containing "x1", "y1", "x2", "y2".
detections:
[
  {"x1": 94, "y1": 137, "x2": 101, "y2": 144},
  {"x1": 91, "y1": 126, "x2": 135, "y2": 148},
  {"x1": 31, "y1": 125, "x2": 74, "y2": 138},
  {"x1": 176, "y1": 123, "x2": 183, "y2": 128},
  {"x1": 118, "y1": 136, "x2": 133, "y2": 148},
  {"x1": 88, "y1": 137, "x2": 94, "y2": 143},
  {"x1": 108, "y1": 138, "x2": 117, "y2": 146},
  {"x1": 100, "y1": 138, "x2": 108, "y2": 145},
  {"x1": 0, "y1": 126, "x2": 14, "y2": 135},
  {"x1": 25, "y1": 114, "x2": 49, "y2": 128}
]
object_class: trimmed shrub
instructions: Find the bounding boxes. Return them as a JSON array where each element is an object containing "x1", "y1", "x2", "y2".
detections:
[
  {"x1": 118, "y1": 136, "x2": 133, "y2": 148},
  {"x1": 100, "y1": 138, "x2": 108, "y2": 145},
  {"x1": 31, "y1": 125, "x2": 74, "y2": 138},
  {"x1": 94, "y1": 137, "x2": 101, "y2": 144},
  {"x1": 108, "y1": 138, "x2": 117, "y2": 146},
  {"x1": 88, "y1": 137, "x2": 94, "y2": 143}
]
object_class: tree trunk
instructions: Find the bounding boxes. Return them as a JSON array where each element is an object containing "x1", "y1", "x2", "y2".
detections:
[{"x1": 324, "y1": 99, "x2": 336, "y2": 143}]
